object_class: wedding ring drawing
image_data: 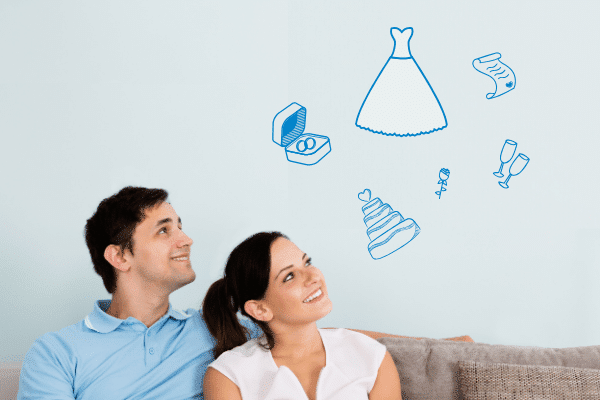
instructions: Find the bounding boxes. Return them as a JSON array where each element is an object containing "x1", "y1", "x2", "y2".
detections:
[
  {"x1": 272, "y1": 102, "x2": 332, "y2": 166},
  {"x1": 296, "y1": 137, "x2": 316, "y2": 153}
]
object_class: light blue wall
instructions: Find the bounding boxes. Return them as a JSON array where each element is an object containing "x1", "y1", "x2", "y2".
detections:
[{"x1": 1, "y1": 0, "x2": 599, "y2": 361}]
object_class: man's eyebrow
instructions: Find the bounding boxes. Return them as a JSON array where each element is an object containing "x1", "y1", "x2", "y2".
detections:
[
  {"x1": 155, "y1": 217, "x2": 182, "y2": 227},
  {"x1": 274, "y1": 253, "x2": 307, "y2": 280}
]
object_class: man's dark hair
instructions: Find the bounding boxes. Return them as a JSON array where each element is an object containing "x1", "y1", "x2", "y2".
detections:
[{"x1": 84, "y1": 186, "x2": 169, "y2": 293}]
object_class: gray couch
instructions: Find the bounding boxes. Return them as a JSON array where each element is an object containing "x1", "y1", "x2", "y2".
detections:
[
  {"x1": 377, "y1": 337, "x2": 600, "y2": 399},
  {"x1": 3, "y1": 337, "x2": 599, "y2": 399}
]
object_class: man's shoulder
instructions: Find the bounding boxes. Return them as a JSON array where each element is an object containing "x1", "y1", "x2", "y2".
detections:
[
  {"x1": 23, "y1": 319, "x2": 88, "y2": 377},
  {"x1": 28, "y1": 317, "x2": 103, "y2": 361},
  {"x1": 34, "y1": 319, "x2": 88, "y2": 347}
]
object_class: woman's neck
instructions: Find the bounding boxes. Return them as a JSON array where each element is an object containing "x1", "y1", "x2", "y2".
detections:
[{"x1": 269, "y1": 323, "x2": 324, "y2": 361}]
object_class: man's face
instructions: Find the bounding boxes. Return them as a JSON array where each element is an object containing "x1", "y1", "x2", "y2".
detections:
[{"x1": 124, "y1": 201, "x2": 195, "y2": 294}]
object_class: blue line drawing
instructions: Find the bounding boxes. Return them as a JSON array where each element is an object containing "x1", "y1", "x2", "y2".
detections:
[
  {"x1": 355, "y1": 27, "x2": 447, "y2": 137},
  {"x1": 492, "y1": 140, "x2": 530, "y2": 189},
  {"x1": 493, "y1": 139, "x2": 517, "y2": 178},
  {"x1": 435, "y1": 168, "x2": 450, "y2": 199},
  {"x1": 499, "y1": 154, "x2": 529, "y2": 189},
  {"x1": 272, "y1": 103, "x2": 331, "y2": 166},
  {"x1": 358, "y1": 189, "x2": 420, "y2": 260},
  {"x1": 472, "y1": 53, "x2": 516, "y2": 99}
]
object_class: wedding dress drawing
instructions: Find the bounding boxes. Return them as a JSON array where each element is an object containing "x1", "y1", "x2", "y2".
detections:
[
  {"x1": 472, "y1": 52, "x2": 516, "y2": 99},
  {"x1": 356, "y1": 27, "x2": 448, "y2": 137}
]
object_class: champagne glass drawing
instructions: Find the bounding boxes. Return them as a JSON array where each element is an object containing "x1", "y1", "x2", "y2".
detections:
[
  {"x1": 499, "y1": 153, "x2": 529, "y2": 189},
  {"x1": 494, "y1": 139, "x2": 517, "y2": 178}
]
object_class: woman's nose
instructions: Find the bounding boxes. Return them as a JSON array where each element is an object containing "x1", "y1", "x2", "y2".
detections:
[{"x1": 305, "y1": 268, "x2": 319, "y2": 286}]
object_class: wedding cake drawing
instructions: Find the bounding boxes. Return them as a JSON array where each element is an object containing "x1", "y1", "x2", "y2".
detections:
[
  {"x1": 358, "y1": 189, "x2": 421, "y2": 260},
  {"x1": 355, "y1": 27, "x2": 447, "y2": 137}
]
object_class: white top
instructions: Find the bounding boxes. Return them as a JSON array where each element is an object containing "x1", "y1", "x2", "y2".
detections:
[{"x1": 207, "y1": 328, "x2": 387, "y2": 400}]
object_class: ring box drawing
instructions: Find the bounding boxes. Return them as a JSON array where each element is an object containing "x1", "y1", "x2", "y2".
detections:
[{"x1": 272, "y1": 102, "x2": 331, "y2": 166}]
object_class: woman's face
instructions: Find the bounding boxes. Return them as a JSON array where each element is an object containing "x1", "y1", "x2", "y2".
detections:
[{"x1": 260, "y1": 237, "x2": 332, "y2": 326}]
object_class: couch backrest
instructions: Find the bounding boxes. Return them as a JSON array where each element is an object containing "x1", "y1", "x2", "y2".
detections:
[
  {"x1": 377, "y1": 337, "x2": 600, "y2": 400},
  {"x1": 0, "y1": 362, "x2": 21, "y2": 400}
]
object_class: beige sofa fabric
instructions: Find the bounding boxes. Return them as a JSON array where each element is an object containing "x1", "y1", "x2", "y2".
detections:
[
  {"x1": 0, "y1": 362, "x2": 21, "y2": 400},
  {"x1": 377, "y1": 337, "x2": 600, "y2": 400},
  {"x1": 458, "y1": 360, "x2": 600, "y2": 399}
]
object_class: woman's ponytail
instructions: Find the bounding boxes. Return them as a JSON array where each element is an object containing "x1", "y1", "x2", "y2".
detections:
[
  {"x1": 202, "y1": 278, "x2": 249, "y2": 359},
  {"x1": 202, "y1": 232, "x2": 287, "y2": 359}
]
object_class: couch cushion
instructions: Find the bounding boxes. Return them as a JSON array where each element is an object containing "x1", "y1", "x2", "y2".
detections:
[
  {"x1": 0, "y1": 362, "x2": 21, "y2": 400},
  {"x1": 376, "y1": 337, "x2": 600, "y2": 400},
  {"x1": 458, "y1": 361, "x2": 600, "y2": 399}
]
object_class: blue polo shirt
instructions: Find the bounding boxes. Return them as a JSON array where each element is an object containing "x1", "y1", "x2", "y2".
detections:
[{"x1": 17, "y1": 300, "x2": 260, "y2": 399}]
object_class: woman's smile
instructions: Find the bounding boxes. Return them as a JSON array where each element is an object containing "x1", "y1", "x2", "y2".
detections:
[{"x1": 303, "y1": 288, "x2": 325, "y2": 303}]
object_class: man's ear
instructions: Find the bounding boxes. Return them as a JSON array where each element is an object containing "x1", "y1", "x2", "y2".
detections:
[
  {"x1": 104, "y1": 245, "x2": 131, "y2": 272},
  {"x1": 244, "y1": 300, "x2": 273, "y2": 322}
]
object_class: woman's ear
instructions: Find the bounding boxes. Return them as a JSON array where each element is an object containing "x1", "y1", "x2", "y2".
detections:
[
  {"x1": 244, "y1": 300, "x2": 273, "y2": 322},
  {"x1": 104, "y1": 244, "x2": 131, "y2": 272}
]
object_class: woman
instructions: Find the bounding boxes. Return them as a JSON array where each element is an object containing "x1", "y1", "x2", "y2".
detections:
[{"x1": 202, "y1": 232, "x2": 401, "y2": 400}]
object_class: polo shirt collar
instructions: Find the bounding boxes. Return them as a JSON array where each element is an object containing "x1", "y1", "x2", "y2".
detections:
[{"x1": 84, "y1": 299, "x2": 193, "y2": 333}]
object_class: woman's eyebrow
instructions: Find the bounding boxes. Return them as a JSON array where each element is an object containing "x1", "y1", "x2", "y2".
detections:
[
  {"x1": 275, "y1": 264, "x2": 294, "y2": 280},
  {"x1": 274, "y1": 253, "x2": 308, "y2": 280}
]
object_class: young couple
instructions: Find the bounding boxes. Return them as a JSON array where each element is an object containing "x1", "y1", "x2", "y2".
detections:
[{"x1": 18, "y1": 186, "x2": 401, "y2": 400}]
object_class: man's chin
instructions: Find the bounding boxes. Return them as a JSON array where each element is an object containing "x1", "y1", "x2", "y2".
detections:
[
  {"x1": 187, "y1": 270, "x2": 197, "y2": 284},
  {"x1": 170, "y1": 269, "x2": 196, "y2": 292},
  {"x1": 182, "y1": 269, "x2": 196, "y2": 285}
]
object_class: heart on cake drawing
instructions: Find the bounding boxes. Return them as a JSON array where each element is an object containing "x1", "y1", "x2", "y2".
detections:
[{"x1": 358, "y1": 189, "x2": 371, "y2": 202}]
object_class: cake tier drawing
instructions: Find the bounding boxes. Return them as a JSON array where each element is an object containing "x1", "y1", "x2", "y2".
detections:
[
  {"x1": 358, "y1": 189, "x2": 420, "y2": 259},
  {"x1": 355, "y1": 27, "x2": 447, "y2": 137}
]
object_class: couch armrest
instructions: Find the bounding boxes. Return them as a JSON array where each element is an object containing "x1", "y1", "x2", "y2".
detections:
[{"x1": 344, "y1": 328, "x2": 474, "y2": 342}]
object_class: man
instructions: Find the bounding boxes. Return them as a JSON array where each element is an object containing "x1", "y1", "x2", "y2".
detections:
[{"x1": 17, "y1": 186, "x2": 258, "y2": 399}]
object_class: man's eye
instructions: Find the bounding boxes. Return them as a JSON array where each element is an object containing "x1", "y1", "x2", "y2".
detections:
[
  {"x1": 159, "y1": 227, "x2": 167, "y2": 234},
  {"x1": 305, "y1": 258, "x2": 312, "y2": 267},
  {"x1": 283, "y1": 272, "x2": 294, "y2": 282}
]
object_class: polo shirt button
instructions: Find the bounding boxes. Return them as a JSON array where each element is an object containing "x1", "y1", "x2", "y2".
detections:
[
  {"x1": 147, "y1": 331, "x2": 152, "y2": 336},
  {"x1": 149, "y1": 348, "x2": 155, "y2": 355}
]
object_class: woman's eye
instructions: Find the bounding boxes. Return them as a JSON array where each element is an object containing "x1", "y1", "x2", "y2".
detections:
[
  {"x1": 283, "y1": 272, "x2": 294, "y2": 282},
  {"x1": 305, "y1": 258, "x2": 312, "y2": 267}
]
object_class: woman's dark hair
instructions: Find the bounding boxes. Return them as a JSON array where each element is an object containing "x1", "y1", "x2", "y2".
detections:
[
  {"x1": 84, "y1": 186, "x2": 169, "y2": 293},
  {"x1": 202, "y1": 231, "x2": 287, "y2": 359}
]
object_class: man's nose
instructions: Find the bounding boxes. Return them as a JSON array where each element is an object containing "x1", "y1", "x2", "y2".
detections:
[{"x1": 177, "y1": 230, "x2": 193, "y2": 247}]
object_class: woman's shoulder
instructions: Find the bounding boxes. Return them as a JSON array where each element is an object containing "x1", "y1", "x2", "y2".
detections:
[
  {"x1": 207, "y1": 338, "x2": 274, "y2": 393},
  {"x1": 218, "y1": 338, "x2": 267, "y2": 360},
  {"x1": 320, "y1": 327, "x2": 383, "y2": 346},
  {"x1": 320, "y1": 328, "x2": 387, "y2": 366}
]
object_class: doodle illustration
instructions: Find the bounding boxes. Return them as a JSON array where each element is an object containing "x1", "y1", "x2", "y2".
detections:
[
  {"x1": 493, "y1": 139, "x2": 517, "y2": 178},
  {"x1": 473, "y1": 52, "x2": 516, "y2": 99},
  {"x1": 493, "y1": 140, "x2": 530, "y2": 189},
  {"x1": 355, "y1": 27, "x2": 448, "y2": 137},
  {"x1": 435, "y1": 168, "x2": 450, "y2": 198},
  {"x1": 499, "y1": 154, "x2": 529, "y2": 189},
  {"x1": 358, "y1": 189, "x2": 420, "y2": 260},
  {"x1": 272, "y1": 102, "x2": 331, "y2": 166}
]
